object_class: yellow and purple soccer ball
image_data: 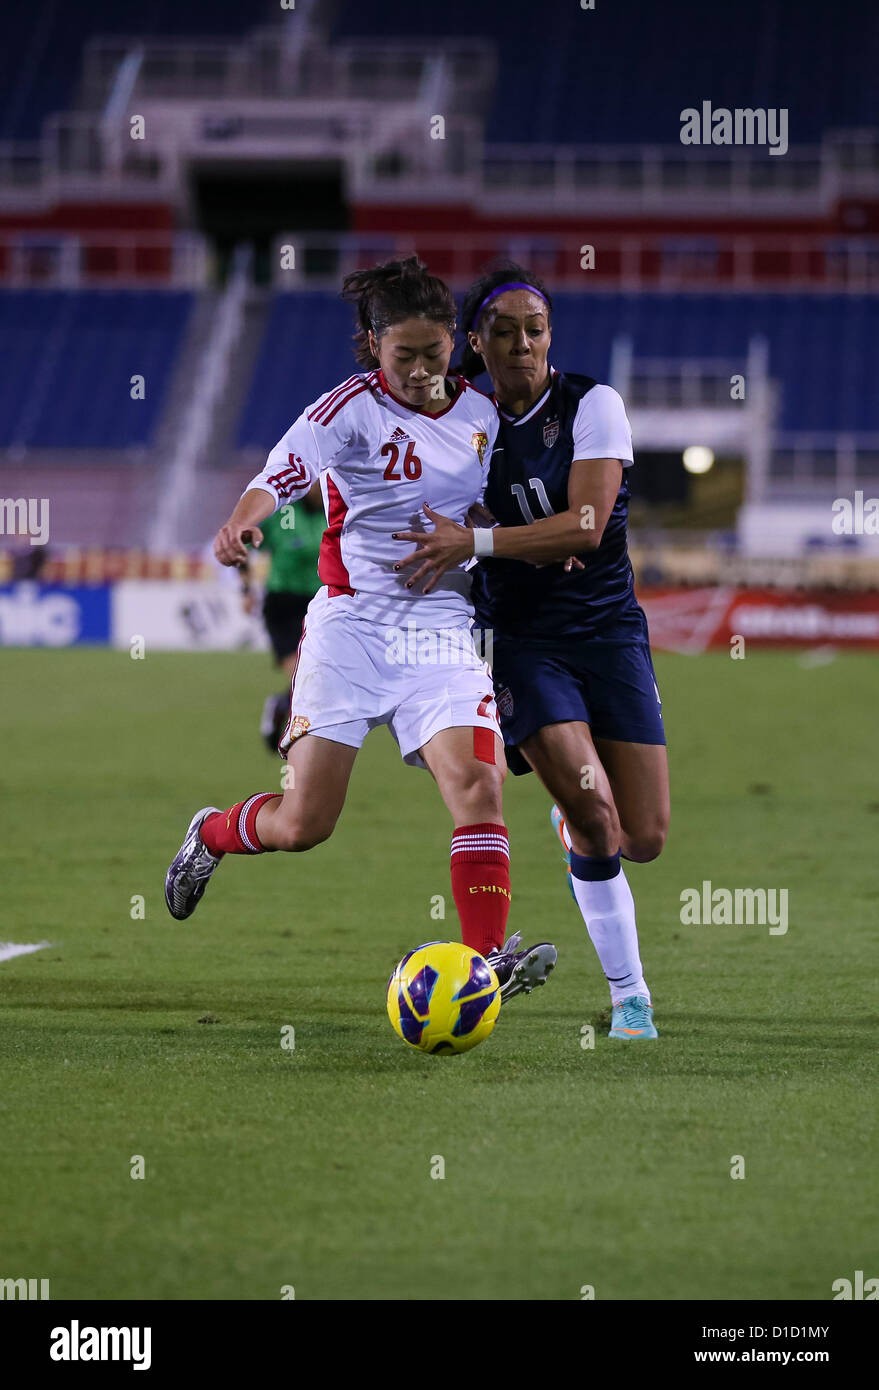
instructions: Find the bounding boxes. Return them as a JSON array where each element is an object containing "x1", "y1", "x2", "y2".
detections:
[{"x1": 386, "y1": 941, "x2": 501, "y2": 1055}]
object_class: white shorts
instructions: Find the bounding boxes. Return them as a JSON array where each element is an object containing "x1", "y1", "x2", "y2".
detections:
[{"x1": 279, "y1": 589, "x2": 500, "y2": 769}]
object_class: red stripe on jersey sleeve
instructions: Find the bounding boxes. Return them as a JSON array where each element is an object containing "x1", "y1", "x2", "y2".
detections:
[
  {"x1": 308, "y1": 375, "x2": 360, "y2": 423},
  {"x1": 319, "y1": 381, "x2": 370, "y2": 427},
  {"x1": 264, "y1": 453, "x2": 311, "y2": 499}
]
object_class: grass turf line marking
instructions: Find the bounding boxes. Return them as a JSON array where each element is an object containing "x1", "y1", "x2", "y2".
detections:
[{"x1": 0, "y1": 942, "x2": 51, "y2": 963}]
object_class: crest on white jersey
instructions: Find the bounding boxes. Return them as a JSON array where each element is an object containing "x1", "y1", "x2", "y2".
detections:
[{"x1": 471, "y1": 431, "x2": 489, "y2": 463}]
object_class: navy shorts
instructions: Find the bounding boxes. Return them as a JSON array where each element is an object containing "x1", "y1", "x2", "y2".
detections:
[{"x1": 482, "y1": 607, "x2": 666, "y2": 776}]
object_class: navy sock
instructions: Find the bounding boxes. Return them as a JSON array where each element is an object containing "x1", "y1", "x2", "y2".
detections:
[{"x1": 570, "y1": 849, "x2": 621, "y2": 882}]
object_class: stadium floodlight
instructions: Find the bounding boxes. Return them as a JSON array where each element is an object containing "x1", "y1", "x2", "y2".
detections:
[{"x1": 682, "y1": 445, "x2": 715, "y2": 474}]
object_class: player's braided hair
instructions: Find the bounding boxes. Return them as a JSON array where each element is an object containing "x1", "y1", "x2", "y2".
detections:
[
  {"x1": 340, "y1": 256, "x2": 458, "y2": 368},
  {"x1": 455, "y1": 261, "x2": 554, "y2": 381}
]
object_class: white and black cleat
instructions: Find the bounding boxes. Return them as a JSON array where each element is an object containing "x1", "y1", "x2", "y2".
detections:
[
  {"x1": 486, "y1": 931, "x2": 558, "y2": 1003},
  {"x1": 164, "y1": 806, "x2": 223, "y2": 921}
]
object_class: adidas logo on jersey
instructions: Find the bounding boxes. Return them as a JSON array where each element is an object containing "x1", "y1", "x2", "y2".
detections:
[{"x1": 388, "y1": 426, "x2": 413, "y2": 443}]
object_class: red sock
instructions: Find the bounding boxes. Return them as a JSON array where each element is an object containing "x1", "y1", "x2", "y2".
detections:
[
  {"x1": 201, "y1": 793, "x2": 279, "y2": 855},
  {"x1": 450, "y1": 822, "x2": 511, "y2": 957}
]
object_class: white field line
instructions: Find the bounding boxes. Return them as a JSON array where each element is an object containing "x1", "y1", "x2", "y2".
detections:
[
  {"x1": 797, "y1": 645, "x2": 839, "y2": 668},
  {"x1": 0, "y1": 942, "x2": 52, "y2": 962}
]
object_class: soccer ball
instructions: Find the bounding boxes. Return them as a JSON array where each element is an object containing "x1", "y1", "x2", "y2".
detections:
[{"x1": 387, "y1": 940, "x2": 501, "y2": 1055}]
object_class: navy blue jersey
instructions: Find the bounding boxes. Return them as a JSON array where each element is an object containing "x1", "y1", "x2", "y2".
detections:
[{"x1": 471, "y1": 369, "x2": 638, "y2": 642}]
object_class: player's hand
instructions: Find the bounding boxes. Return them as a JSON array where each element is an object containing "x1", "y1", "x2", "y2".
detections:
[
  {"x1": 465, "y1": 502, "x2": 496, "y2": 528},
  {"x1": 214, "y1": 522, "x2": 263, "y2": 568},
  {"x1": 392, "y1": 504, "x2": 473, "y2": 595}
]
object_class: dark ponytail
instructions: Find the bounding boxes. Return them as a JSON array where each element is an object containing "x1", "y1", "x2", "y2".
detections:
[
  {"x1": 340, "y1": 256, "x2": 457, "y2": 368},
  {"x1": 455, "y1": 260, "x2": 554, "y2": 380},
  {"x1": 456, "y1": 339, "x2": 487, "y2": 384}
]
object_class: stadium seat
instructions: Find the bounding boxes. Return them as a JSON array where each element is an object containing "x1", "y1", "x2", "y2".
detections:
[
  {"x1": 0, "y1": 289, "x2": 193, "y2": 448},
  {"x1": 0, "y1": 0, "x2": 265, "y2": 140},
  {"x1": 331, "y1": 1, "x2": 877, "y2": 145}
]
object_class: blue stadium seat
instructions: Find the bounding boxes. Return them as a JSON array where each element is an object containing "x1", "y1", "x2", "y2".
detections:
[
  {"x1": 0, "y1": 289, "x2": 193, "y2": 447},
  {"x1": 0, "y1": 0, "x2": 272, "y2": 140},
  {"x1": 236, "y1": 294, "x2": 357, "y2": 448},
  {"x1": 332, "y1": 0, "x2": 877, "y2": 145}
]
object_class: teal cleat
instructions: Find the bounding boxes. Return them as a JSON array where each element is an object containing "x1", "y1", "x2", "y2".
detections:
[
  {"x1": 608, "y1": 995, "x2": 658, "y2": 1040},
  {"x1": 550, "y1": 803, "x2": 576, "y2": 902}
]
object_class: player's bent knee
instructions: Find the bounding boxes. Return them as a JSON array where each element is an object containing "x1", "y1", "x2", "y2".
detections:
[
  {"x1": 623, "y1": 824, "x2": 668, "y2": 863},
  {"x1": 473, "y1": 764, "x2": 505, "y2": 808},
  {"x1": 447, "y1": 769, "x2": 504, "y2": 824}
]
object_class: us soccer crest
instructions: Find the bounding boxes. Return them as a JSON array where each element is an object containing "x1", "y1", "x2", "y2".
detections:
[
  {"x1": 496, "y1": 686, "x2": 514, "y2": 718},
  {"x1": 543, "y1": 418, "x2": 560, "y2": 448},
  {"x1": 287, "y1": 714, "x2": 311, "y2": 741},
  {"x1": 471, "y1": 431, "x2": 489, "y2": 463}
]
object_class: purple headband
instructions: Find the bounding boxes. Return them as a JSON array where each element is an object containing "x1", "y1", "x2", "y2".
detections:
[{"x1": 472, "y1": 281, "x2": 548, "y2": 326}]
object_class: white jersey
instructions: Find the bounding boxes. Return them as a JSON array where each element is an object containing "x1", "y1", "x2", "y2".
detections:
[{"x1": 246, "y1": 370, "x2": 499, "y2": 627}]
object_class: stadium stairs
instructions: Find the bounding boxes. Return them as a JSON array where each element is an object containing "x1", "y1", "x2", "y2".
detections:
[
  {"x1": 183, "y1": 288, "x2": 275, "y2": 547},
  {"x1": 138, "y1": 290, "x2": 231, "y2": 547}
]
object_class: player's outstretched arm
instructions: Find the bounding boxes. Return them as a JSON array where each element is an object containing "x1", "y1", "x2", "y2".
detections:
[
  {"x1": 394, "y1": 460, "x2": 622, "y2": 592},
  {"x1": 214, "y1": 488, "x2": 276, "y2": 567}
]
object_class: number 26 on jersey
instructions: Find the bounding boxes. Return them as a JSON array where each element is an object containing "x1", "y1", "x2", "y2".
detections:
[{"x1": 382, "y1": 441, "x2": 422, "y2": 481}]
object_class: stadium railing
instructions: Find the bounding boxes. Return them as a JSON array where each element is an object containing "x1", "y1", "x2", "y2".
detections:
[
  {"x1": 3, "y1": 229, "x2": 877, "y2": 291},
  {"x1": 267, "y1": 232, "x2": 879, "y2": 293},
  {"x1": 769, "y1": 434, "x2": 879, "y2": 493},
  {"x1": 4, "y1": 118, "x2": 873, "y2": 216},
  {"x1": 0, "y1": 231, "x2": 209, "y2": 288}
]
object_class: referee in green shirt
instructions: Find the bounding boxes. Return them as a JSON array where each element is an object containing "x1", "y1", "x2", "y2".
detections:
[{"x1": 241, "y1": 481, "x2": 324, "y2": 751}]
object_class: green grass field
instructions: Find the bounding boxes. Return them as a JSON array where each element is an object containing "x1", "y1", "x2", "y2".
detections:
[{"x1": 1, "y1": 647, "x2": 876, "y2": 1300}]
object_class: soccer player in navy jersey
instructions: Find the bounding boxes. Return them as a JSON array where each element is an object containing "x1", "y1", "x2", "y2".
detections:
[{"x1": 394, "y1": 264, "x2": 669, "y2": 1039}]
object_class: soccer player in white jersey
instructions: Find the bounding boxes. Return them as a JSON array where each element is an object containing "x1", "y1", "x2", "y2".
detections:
[{"x1": 164, "y1": 258, "x2": 556, "y2": 1001}]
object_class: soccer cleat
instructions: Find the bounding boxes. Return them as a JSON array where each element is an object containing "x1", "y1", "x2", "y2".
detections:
[
  {"x1": 608, "y1": 995, "x2": 658, "y2": 1040},
  {"x1": 485, "y1": 931, "x2": 558, "y2": 1003},
  {"x1": 164, "y1": 806, "x2": 223, "y2": 921},
  {"x1": 260, "y1": 691, "x2": 289, "y2": 753},
  {"x1": 550, "y1": 804, "x2": 576, "y2": 902}
]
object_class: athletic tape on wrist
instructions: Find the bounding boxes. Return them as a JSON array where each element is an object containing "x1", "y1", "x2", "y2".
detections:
[{"x1": 473, "y1": 528, "x2": 495, "y2": 557}]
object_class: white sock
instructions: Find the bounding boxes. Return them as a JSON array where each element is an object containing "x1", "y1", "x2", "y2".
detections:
[{"x1": 569, "y1": 851, "x2": 649, "y2": 1006}]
